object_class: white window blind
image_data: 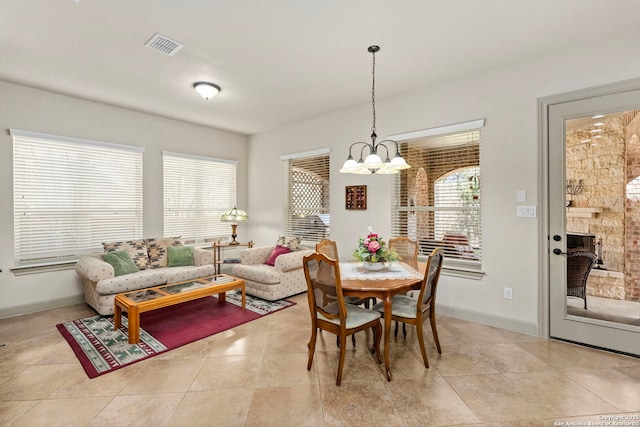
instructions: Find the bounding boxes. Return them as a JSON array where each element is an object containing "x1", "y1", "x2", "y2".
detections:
[
  {"x1": 390, "y1": 121, "x2": 483, "y2": 270},
  {"x1": 282, "y1": 149, "x2": 330, "y2": 243},
  {"x1": 12, "y1": 129, "x2": 144, "y2": 267},
  {"x1": 163, "y1": 151, "x2": 237, "y2": 244}
]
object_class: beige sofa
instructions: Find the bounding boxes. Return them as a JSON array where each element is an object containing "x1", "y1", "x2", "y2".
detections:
[
  {"x1": 75, "y1": 237, "x2": 215, "y2": 315},
  {"x1": 231, "y1": 245, "x2": 314, "y2": 301}
]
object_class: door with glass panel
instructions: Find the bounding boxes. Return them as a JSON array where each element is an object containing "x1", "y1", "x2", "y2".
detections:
[{"x1": 548, "y1": 85, "x2": 640, "y2": 356}]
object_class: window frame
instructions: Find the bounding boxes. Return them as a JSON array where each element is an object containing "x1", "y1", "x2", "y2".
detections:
[
  {"x1": 389, "y1": 120, "x2": 485, "y2": 279},
  {"x1": 281, "y1": 148, "x2": 331, "y2": 245},
  {"x1": 162, "y1": 151, "x2": 238, "y2": 246},
  {"x1": 11, "y1": 129, "x2": 144, "y2": 273}
]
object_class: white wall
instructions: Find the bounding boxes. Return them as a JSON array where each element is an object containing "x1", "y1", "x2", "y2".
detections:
[
  {"x1": 0, "y1": 81, "x2": 249, "y2": 317},
  {"x1": 247, "y1": 28, "x2": 640, "y2": 336}
]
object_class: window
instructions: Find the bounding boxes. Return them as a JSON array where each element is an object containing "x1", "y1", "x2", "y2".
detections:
[
  {"x1": 390, "y1": 120, "x2": 484, "y2": 276},
  {"x1": 12, "y1": 129, "x2": 144, "y2": 268},
  {"x1": 163, "y1": 151, "x2": 237, "y2": 245},
  {"x1": 282, "y1": 149, "x2": 330, "y2": 243}
]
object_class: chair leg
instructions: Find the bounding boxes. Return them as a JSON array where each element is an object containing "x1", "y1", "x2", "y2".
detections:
[
  {"x1": 372, "y1": 322, "x2": 382, "y2": 363},
  {"x1": 394, "y1": 321, "x2": 407, "y2": 338},
  {"x1": 336, "y1": 334, "x2": 347, "y2": 386},
  {"x1": 307, "y1": 328, "x2": 318, "y2": 370},
  {"x1": 429, "y1": 313, "x2": 442, "y2": 354},
  {"x1": 415, "y1": 320, "x2": 429, "y2": 369},
  {"x1": 337, "y1": 333, "x2": 357, "y2": 347}
]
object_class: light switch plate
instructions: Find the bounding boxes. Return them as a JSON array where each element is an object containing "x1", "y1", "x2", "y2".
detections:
[
  {"x1": 516, "y1": 190, "x2": 526, "y2": 203},
  {"x1": 516, "y1": 206, "x2": 537, "y2": 218}
]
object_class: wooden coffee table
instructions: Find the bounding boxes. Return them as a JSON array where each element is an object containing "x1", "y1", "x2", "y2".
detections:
[{"x1": 114, "y1": 274, "x2": 245, "y2": 344}]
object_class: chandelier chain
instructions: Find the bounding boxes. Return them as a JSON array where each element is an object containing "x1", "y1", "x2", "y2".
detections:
[
  {"x1": 339, "y1": 44, "x2": 410, "y2": 175},
  {"x1": 371, "y1": 49, "x2": 376, "y2": 135}
]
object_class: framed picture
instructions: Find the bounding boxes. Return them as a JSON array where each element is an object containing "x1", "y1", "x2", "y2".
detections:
[{"x1": 345, "y1": 185, "x2": 367, "y2": 210}]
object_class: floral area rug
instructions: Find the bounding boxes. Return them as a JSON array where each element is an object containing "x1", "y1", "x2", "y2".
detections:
[{"x1": 57, "y1": 290, "x2": 295, "y2": 378}]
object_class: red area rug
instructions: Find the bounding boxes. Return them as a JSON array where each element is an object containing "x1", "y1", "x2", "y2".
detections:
[{"x1": 57, "y1": 291, "x2": 294, "y2": 378}]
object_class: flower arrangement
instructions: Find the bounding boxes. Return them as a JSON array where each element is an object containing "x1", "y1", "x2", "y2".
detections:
[{"x1": 353, "y1": 227, "x2": 399, "y2": 264}]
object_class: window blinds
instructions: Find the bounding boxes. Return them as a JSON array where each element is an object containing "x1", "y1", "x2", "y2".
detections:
[
  {"x1": 12, "y1": 130, "x2": 144, "y2": 266},
  {"x1": 282, "y1": 149, "x2": 330, "y2": 243},
  {"x1": 163, "y1": 151, "x2": 237, "y2": 244},
  {"x1": 390, "y1": 123, "x2": 483, "y2": 265}
]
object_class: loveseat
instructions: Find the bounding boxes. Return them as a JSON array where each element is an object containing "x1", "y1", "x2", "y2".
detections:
[
  {"x1": 231, "y1": 239, "x2": 314, "y2": 301},
  {"x1": 75, "y1": 237, "x2": 215, "y2": 315}
]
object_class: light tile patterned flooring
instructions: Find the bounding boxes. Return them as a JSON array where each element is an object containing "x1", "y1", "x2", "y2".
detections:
[{"x1": 1, "y1": 293, "x2": 640, "y2": 426}]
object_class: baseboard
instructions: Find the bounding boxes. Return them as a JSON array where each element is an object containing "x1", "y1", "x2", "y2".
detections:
[
  {"x1": 0, "y1": 294, "x2": 85, "y2": 319},
  {"x1": 438, "y1": 303, "x2": 539, "y2": 337}
]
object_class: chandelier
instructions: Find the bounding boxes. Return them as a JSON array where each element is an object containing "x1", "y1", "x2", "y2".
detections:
[{"x1": 340, "y1": 45, "x2": 410, "y2": 175}]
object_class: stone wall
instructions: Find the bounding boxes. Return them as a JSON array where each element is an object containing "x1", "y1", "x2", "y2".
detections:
[
  {"x1": 567, "y1": 111, "x2": 640, "y2": 302},
  {"x1": 587, "y1": 269, "x2": 625, "y2": 300},
  {"x1": 624, "y1": 112, "x2": 640, "y2": 302},
  {"x1": 566, "y1": 116, "x2": 626, "y2": 273}
]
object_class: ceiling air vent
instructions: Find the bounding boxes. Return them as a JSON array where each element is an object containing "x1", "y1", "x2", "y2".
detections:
[{"x1": 145, "y1": 33, "x2": 183, "y2": 56}]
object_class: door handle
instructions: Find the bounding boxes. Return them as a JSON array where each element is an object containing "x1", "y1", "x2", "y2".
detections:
[{"x1": 553, "y1": 248, "x2": 567, "y2": 255}]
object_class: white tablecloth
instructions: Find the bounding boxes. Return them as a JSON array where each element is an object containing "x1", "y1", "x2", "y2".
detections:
[{"x1": 339, "y1": 262, "x2": 422, "y2": 281}]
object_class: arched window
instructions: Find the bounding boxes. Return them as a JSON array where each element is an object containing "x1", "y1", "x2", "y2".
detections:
[
  {"x1": 390, "y1": 120, "x2": 483, "y2": 272},
  {"x1": 434, "y1": 166, "x2": 481, "y2": 248}
]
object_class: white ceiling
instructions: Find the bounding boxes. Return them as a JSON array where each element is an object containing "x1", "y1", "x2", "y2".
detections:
[{"x1": 2, "y1": 0, "x2": 640, "y2": 136}]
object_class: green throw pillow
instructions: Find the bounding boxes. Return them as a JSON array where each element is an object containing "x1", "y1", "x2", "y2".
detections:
[
  {"x1": 168, "y1": 246, "x2": 194, "y2": 267},
  {"x1": 102, "y1": 250, "x2": 138, "y2": 276}
]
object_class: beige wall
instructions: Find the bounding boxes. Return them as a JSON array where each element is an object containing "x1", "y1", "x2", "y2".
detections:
[
  {"x1": 3, "y1": 28, "x2": 640, "y2": 335},
  {"x1": 247, "y1": 28, "x2": 640, "y2": 335},
  {"x1": 0, "y1": 81, "x2": 248, "y2": 317}
]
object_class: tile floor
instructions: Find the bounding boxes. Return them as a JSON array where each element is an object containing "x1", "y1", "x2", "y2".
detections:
[{"x1": 1, "y1": 294, "x2": 640, "y2": 426}]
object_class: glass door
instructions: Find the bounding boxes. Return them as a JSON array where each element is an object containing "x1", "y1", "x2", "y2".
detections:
[{"x1": 548, "y1": 87, "x2": 640, "y2": 356}]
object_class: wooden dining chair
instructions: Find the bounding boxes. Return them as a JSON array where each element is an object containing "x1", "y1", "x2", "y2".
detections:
[
  {"x1": 373, "y1": 247, "x2": 444, "y2": 368},
  {"x1": 316, "y1": 239, "x2": 373, "y2": 347},
  {"x1": 316, "y1": 239, "x2": 374, "y2": 308},
  {"x1": 303, "y1": 252, "x2": 382, "y2": 385},
  {"x1": 388, "y1": 236, "x2": 419, "y2": 337},
  {"x1": 388, "y1": 236, "x2": 419, "y2": 263}
]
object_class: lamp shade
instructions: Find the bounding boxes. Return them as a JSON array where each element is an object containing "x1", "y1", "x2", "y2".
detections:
[
  {"x1": 389, "y1": 155, "x2": 410, "y2": 170},
  {"x1": 375, "y1": 165, "x2": 399, "y2": 174},
  {"x1": 362, "y1": 153, "x2": 384, "y2": 170},
  {"x1": 220, "y1": 206, "x2": 248, "y2": 223},
  {"x1": 339, "y1": 157, "x2": 360, "y2": 173}
]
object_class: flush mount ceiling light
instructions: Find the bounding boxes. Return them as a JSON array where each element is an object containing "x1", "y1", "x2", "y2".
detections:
[
  {"x1": 193, "y1": 82, "x2": 221, "y2": 100},
  {"x1": 340, "y1": 45, "x2": 410, "y2": 175}
]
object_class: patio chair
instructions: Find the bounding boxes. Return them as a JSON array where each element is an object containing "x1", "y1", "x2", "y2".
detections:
[{"x1": 567, "y1": 251, "x2": 597, "y2": 309}]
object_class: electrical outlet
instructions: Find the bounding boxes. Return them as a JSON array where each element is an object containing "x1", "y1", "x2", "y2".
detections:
[{"x1": 504, "y1": 287, "x2": 513, "y2": 300}]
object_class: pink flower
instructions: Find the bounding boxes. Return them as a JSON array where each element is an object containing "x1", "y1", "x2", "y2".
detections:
[
  {"x1": 367, "y1": 233, "x2": 378, "y2": 239},
  {"x1": 367, "y1": 241, "x2": 381, "y2": 253}
]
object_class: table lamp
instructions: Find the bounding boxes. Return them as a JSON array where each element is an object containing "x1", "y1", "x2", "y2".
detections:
[{"x1": 220, "y1": 206, "x2": 248, "y2": 245}]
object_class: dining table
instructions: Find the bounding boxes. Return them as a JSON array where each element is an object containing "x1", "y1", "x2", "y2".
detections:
[{"x1": 340, "y1": 260, "x2": 426, "y2": 381}]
